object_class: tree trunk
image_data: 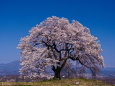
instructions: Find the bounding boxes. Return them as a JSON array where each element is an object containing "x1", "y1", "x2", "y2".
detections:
[{"x1": 54, "y1": 69, "x2": 61, "y2": 79}]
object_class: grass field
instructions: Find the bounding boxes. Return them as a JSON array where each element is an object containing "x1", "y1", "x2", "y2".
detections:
[{"x1": 0, "y1": 78, "x2": 114, "y2": 86}]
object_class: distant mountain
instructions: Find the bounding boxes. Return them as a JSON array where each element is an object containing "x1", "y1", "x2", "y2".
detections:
[
  {"x1": 99, "y1": 67, "x2": 115, "y2": 78},
  {"x1": 0, "y1": 60, "x2": 115, "y2": 79},
  {"x1": 0, "y1": 60, "x2": 21, "y2": 76}
]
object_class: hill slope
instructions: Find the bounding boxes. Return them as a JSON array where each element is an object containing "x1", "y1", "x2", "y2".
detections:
[
  {"x1": 0, "y1": 78, "x2": 114, "y2": 86},
  {"x1": 0, "y1": 60, "x2": 115, "y2": 78},
  {"x1": 0, "y1": 60, "x2": 21, "y2": 76}
]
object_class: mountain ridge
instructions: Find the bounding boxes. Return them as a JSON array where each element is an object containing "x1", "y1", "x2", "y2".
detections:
[
  {"x1": 0, "y1": 60, "x2": 21, "y2": 76},
  {"x1": 0, "y1": 60, "x2": 115, "y2": 78}
]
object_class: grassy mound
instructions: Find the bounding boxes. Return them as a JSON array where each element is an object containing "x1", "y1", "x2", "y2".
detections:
[{"x1": 0, "y1": 78, "x2": 114, "y2": 86}]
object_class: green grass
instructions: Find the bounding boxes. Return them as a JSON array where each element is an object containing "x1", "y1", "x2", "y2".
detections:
[{"x1": 0, "y1": 78, "x2": 114, "y2": 86}]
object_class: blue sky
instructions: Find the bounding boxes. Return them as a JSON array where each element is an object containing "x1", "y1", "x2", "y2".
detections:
[{"x1": 0, "y1": 0, "x2": 115, "y2": 67}]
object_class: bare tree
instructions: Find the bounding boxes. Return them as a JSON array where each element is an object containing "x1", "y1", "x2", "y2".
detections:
[{"x1": 17, "y1": 16, "x2": 104, "y2": 79}]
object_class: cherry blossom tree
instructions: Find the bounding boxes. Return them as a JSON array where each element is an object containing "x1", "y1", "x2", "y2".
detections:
[{"x1": 17, "y1": 16, "x2": 104, "y2": 79}]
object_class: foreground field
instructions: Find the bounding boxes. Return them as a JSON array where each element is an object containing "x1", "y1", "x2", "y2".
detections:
[{"x1": 0, "y1": 78, "x2": 114, "y2": 86}]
